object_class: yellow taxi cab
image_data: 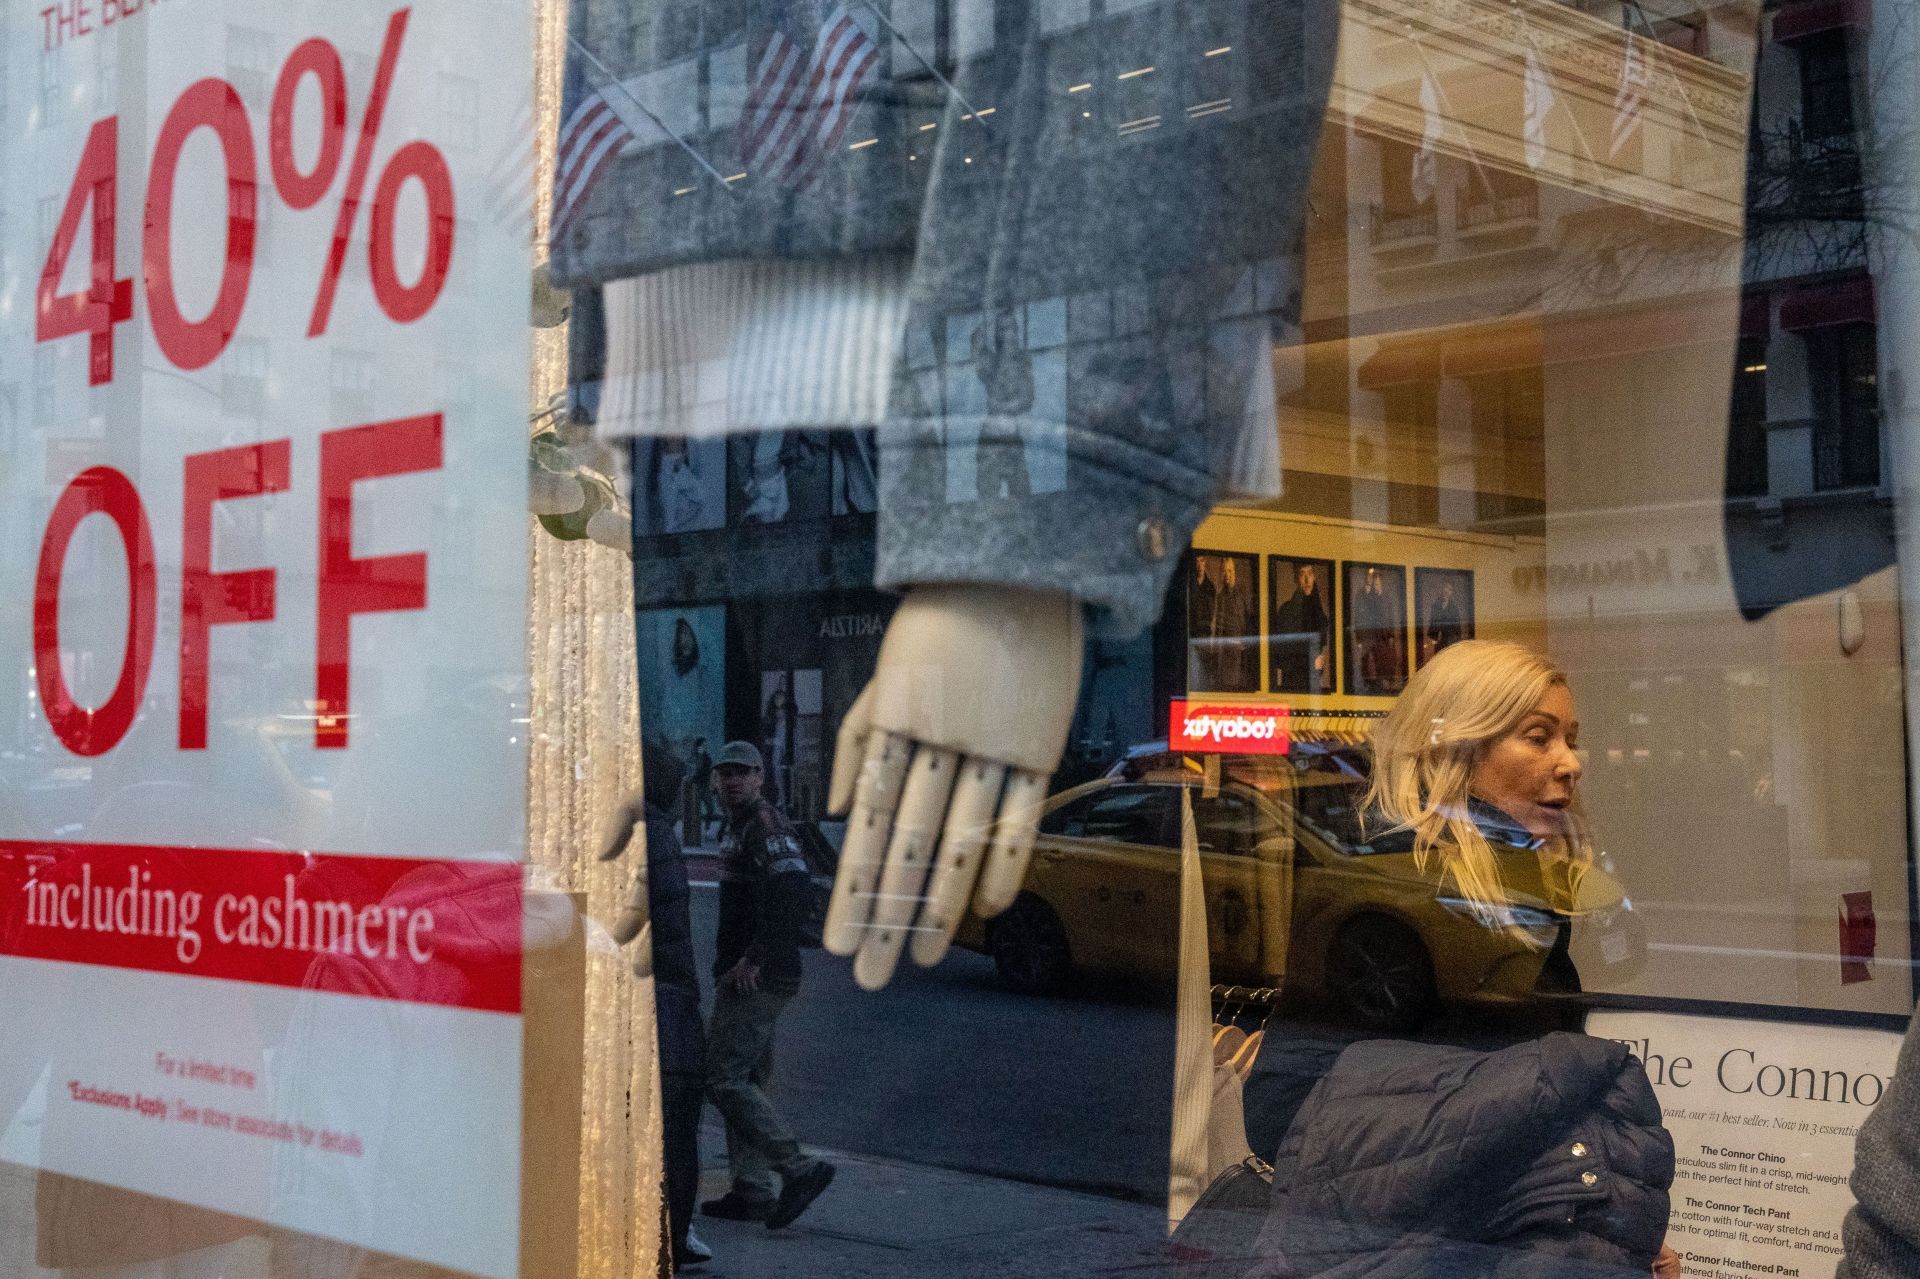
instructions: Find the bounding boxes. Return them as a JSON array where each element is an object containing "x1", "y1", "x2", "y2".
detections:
[{"x1": 951, "y1": 750, "x2": 1644, "y2": 1031}]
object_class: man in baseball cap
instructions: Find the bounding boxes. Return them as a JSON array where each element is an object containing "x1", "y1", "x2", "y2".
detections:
[
  {"x1": 701, "y1": 740, "x2": 835, "y2": 1229},
  {"x1": 713, "y1": 740, "x2": 764, "y2": 771}
]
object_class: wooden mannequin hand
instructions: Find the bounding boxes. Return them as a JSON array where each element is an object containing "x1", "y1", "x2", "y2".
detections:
[
  {"x1": 597, "y1": 794, "x2": 652, "y2": 975},
  {"x1": 825, "y1": 585, "x2": 1083, "y2": 990}
]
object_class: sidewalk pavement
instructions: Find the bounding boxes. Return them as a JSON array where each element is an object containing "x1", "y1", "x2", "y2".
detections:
[{"x1": 685, "y1": 1116, "x2": 1175, "y2": 1278}]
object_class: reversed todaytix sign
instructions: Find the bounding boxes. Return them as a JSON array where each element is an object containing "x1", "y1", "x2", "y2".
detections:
[
  {"x1": 2, "y1": 2, "x2": 534, "y2": 1276},
  {"x1": 1170, "y1": 700, "x2": 1291, "y2": 755}
]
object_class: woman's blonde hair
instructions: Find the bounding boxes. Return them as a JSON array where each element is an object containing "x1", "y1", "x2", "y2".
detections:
[{"x1": 1361, "y1": 639, "x2": 1589, "y2": 914}]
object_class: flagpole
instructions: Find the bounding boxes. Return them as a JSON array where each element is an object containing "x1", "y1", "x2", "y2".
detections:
[
  {"x1": 1622, "y1": 1, "x2": 1711, "y2": 149},
  {"x1": 1402, "y1": 28, "x2": 1493, "y2": 190},
  {"x1": 566, "y1": 33, "x2": 743, "y2": 197},
  {"x1": 856, "y1": 0, "x2": 993, "y2": 129},
  {"x1": 1519, "y1": 23, "x2": 1602, "y2": 177}
]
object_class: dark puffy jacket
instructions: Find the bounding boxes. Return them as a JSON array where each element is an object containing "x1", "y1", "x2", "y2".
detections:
[
  {"x1": 643, "y1": 741, "x2": 706, "y2": 1076},
  {"x1": 1245, "y1": 1032, "x2": 1673, "y2": 1279}
]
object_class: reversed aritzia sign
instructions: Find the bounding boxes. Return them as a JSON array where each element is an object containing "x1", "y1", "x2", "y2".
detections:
[{"x1": 1169, "y1": 701, "x2": 1290, "y2": 755}]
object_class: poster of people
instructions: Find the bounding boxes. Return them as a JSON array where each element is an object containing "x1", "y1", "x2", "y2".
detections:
[
  {"x1": 733, "y1": 592, "x2": 897, "y2": 822},
  {"x1": 1416, "y1": 567, "x2": 1475, "y2": 668},
  {"x1": 636, "y1": 607, "x2": 728, "y2": 827},
  {"x1": 760, "y1": 670, "x2": 825, "y2": 815},
  {"x1": 1344, "y1": 562, "x2": 1408, "y2": 696},
  {"x1": 1188, "y1": 551, "x2": 1260, "y2": 693},
  {"x1": 729, "y1": 430, "x2": 831, "y2": 523},
  {"x1": 633, "y1": 435, "x2": 727, "y2": 535},
  {"x1": 1269, "y1": 556, "x2": 1336, "y2": 695}
]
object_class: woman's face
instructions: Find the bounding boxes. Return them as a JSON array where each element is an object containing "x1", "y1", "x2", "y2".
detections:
[{"x1": 1469, "y1": 682, "x2": 1583, "y2": 837}]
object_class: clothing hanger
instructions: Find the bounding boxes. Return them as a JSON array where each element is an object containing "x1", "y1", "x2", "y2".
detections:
[
  {"x1": 1230, "y1": 1029, "x2": 1263, "y2": 1079},
  {"x1": 1214, "y1": 1025, "x2": 1248, "y2": 1066}
]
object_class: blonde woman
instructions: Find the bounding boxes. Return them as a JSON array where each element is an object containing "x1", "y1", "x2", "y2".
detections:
[
  {"x1": 1243, "y1": 640, "x2": 1683, "y2": 1278},
  {"x1": 1364, "y1": 638, "x2": 1590, "y2": 930}
]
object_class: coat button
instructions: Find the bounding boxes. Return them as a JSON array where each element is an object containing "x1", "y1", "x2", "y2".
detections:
[
  {"x1": 1581, "y1": 1171, "x2": 1598, "y2": 1187},
  {"x1": 1137, "y1": 516, "x2": 1170, "y2": 561},
  {"x1": 1571, "y1": 1142, "x2": 1588, "y2": 1157}
]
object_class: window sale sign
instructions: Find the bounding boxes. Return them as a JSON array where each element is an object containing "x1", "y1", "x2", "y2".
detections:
[
  {"x1": 1169, "y1": 701, "x2": 1291, "y2": 754},
  {"x1": 0, "y1": 4, "x2": 532, "y2": 1276}
]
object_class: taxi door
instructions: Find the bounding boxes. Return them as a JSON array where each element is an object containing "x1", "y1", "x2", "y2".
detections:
[
  {"x1": 1030, "y1": 784, "x2": 1180, "y2": 976},
  {"x1": 1189, "y1": 786, "x2": 1292, "y2": 985}
]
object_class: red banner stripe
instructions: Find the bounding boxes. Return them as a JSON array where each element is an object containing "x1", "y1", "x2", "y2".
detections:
[{"x1": 0, "y1": 840, "x2": 523, "y2": 1014}]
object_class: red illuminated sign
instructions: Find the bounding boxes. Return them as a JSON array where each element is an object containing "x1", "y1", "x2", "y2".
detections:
[{"x1": 1169, "y1": 701, "x2": 1290, "y2": 755}]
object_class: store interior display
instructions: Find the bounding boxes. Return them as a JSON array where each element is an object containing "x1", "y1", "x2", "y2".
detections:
[{"x1": 556, "y1": 0, "x2": 1341, "y2": 989}]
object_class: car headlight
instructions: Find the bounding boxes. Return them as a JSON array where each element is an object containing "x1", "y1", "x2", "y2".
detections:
[{"x1": 1436, "y1": 897, "x2": 1562, "y2": 932}]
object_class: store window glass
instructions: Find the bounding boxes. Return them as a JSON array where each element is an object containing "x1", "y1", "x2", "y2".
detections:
[{"x1": 13, "y1": 1, "x2": 1920, "y2": 1278}]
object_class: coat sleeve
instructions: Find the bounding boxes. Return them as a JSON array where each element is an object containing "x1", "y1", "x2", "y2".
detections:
[
  {"x1": 873, "y1": 0, "x2": 1341, "y2": 639},
  {"x1": 1837, "y1": 1015, "x2": 1920, "y2": 1279}
]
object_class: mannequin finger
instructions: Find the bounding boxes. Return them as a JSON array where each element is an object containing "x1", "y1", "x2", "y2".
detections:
[
  {"x1": 822, "y1": 728, "x2": 912, "y2": 955},
  {"x1": 609, "y1": 870, "x2": 648, "y2": 946},
  {"x1": 827, "y1": 683, "x2": 876, "y2": 816},
  {"x1": 596, "y1": 795, "x2": 645, "y2": 863},
  {"x1": 628, "y1": 922, "x2": 655, "y2": 979},
  {"x1": 908, "y1": 758, "x2": 1008, "y2": 969},
  {"x1": 972, "y1": 768, "x2": 1051, "y2": 918},
  {"x1": 854, "y1": 746, "x2": 960, "y2": 990}
]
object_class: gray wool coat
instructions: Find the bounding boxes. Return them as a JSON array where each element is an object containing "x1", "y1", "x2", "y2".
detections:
[
  {"x1": 1837, "y1": 1013, "x2": 1920, "y2": 1279},
  {"x1": 553, "y1": 0, "x2": 1337, "y2": 635}
]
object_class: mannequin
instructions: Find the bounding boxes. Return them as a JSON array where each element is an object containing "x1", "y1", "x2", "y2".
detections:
[
  {"x1": 823, "y1": 584, "x2": 1081, "y2": 987},
  {"x1": 555, "y1": 0, "x2": 1339, "y2": 987}
]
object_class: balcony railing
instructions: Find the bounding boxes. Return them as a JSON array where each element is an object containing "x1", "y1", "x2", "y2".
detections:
[
  {"x1": 1457, "y1": 185, "x2": 1539, "y2": 234},
  {"x1": 1368, "y1": 201, "x2": 1438, "y2": 249}
]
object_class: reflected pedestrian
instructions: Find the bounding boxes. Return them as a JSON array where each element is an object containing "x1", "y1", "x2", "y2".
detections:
[
  {"x1": 639, "y1": 741, "x2": 712, "y2": 1269},
  {"x1": 700, "y1": 741, "x2": 835, "y2": 1229}
]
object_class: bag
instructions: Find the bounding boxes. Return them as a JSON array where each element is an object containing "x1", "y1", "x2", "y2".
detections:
[
  {"x1": 795, "y1": 823, "x2": 837, "y2": 949},
  {"x1": 1165, "y1": 1155, "x2": 1274, "y2": 1272}
]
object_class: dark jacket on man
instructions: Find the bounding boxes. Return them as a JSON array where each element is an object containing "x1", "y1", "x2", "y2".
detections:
[
  {"x1": 714, "y1": 798, "x2": 810, "y2": 995},
  {"x1": 1245, "y1": 1032, "x2": 1675, "y2": 1278}
]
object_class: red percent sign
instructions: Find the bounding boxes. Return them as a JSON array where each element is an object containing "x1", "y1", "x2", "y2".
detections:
[{"x1": 35, "y1": 8, "x2": 454, "y2": 384}]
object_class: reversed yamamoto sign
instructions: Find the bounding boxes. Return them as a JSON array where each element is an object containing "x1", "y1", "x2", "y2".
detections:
[{"x1": 1, "y1": 4, "x2": 532, "y2": 1275}]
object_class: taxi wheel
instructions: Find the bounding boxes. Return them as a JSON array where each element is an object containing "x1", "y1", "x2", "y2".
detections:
[
  {"x1": 1329, "y1": 917, "x2": 1436, "y2": 1033},
  {"x1": 986, "y1": 894, "x2": 1073, "y2": 996}
]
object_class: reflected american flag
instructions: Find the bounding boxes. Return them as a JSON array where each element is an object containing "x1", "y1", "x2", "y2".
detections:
[
  {"x1": 1610, "y1": 31, "x2": 1647, "y2": 161},
  {"x1": 741, "y1": 0, "x2": 879, "y2": 188}
]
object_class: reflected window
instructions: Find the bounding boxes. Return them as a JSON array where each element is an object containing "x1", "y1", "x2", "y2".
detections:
[
  {"x1": 224, "y1": 337, "x2": 270, "y2": 420},
  {"x1": 1728, "y1": 333, "x2": 1769, "y2": 498},
  {"x1": 1806, "y1": 321, "x2": 1880, "y2": 490},
  {"x1": 227, "y1": 26, "x2": 274, "y2": 109},
  {"x1": 1799, "y1": 29, "x2": 1856, "y2": 142},
  {"x1": 39, "y1": 48, "x2": 60, "y2": 127},
  {"x1": 1192, "y1": 789, "x2": 1262, "y2": 857},
  {"x1": 1295, "y1": 775, "x2": 1413, "y2": 856},
  {"x1": 1041, "y1": 785, "x2": 1177, "y2": 848}
]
